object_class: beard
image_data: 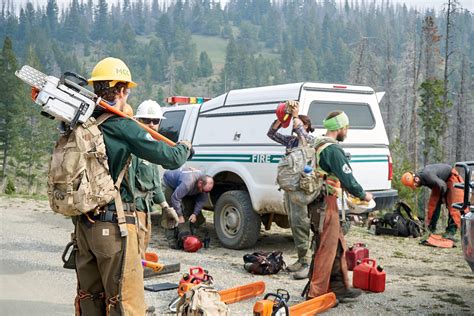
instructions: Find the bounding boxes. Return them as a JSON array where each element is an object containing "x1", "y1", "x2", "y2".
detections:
[{"x1": 336, "y1": 134, "x2": 345, "y2": 142}]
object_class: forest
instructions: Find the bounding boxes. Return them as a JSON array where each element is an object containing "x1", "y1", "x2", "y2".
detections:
[{"x1": 0, "y1": 0, "x2": 472, "y2": 208}]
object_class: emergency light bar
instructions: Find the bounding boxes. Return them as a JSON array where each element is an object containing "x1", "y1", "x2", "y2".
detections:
[{"x1": 166, "y1": 96, "x2": 211, "y2": 105}]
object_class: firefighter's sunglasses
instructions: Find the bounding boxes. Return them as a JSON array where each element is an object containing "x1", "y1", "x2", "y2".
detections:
[{"x1": 140, "y1": 118, "x2": 161, "y2": 125}]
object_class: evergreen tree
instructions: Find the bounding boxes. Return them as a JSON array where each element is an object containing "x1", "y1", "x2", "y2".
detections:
[{"x1": 198, "y1": 51, "x2": 213, "y2": 77}]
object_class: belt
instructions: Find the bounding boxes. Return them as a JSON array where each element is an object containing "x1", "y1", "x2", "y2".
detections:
[
  {"x1": 83, "y1": 210, "x2": 136, "y2": 225},
  {"x1": 104, "y1": 202, "x2": 136, "y2": 212}
]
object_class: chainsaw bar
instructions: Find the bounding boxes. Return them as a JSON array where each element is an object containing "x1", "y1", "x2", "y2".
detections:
[
  {"x1": 143, "y1": 263, "x2": 181, "y2": 279},
  {"x1": 15, "y1": 65, "x2": 48, "y2": 90}
]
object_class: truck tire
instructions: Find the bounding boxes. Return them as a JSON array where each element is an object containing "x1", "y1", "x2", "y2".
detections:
[{"x1": 214, "y1": 190, "x2": 261, "y2": 249}]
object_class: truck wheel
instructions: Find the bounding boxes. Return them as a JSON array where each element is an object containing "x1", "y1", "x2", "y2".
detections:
[{"x1": 214, "y1": 190, "x2": 261, "y2": 249}]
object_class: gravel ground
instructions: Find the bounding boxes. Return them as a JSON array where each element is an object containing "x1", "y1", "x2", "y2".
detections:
[{"x1": 0, "y1": 196, "x2": 473, "y2": 315}]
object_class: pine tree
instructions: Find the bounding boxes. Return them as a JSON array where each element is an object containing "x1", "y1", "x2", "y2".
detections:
[{"x1": 198, "y1": 51, "x2": 213, "y2": 77}]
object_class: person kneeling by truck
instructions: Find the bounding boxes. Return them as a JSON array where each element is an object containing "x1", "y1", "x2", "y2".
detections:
[{"x1": 162, "y1": 167, "x2": 214, "y2": 249}]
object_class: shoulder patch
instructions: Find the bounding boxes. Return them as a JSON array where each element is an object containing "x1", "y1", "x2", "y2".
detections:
[
  {"x1": 145, "y1": 133, "x2": 155, "y2": 142},
  {"x1": 342, "y1": 163, "x2": 352, "y2": 174}
]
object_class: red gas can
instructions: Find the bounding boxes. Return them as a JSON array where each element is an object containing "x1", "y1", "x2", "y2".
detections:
[
  {"x1": 346, "y1": 243, "x2": 369, "y2": 271},
  {"x1": 369, "y1": 265, "x2": 386, "y2": 293},
  {"x1": 352, "y1": 258, "x2": 376, "y2": 290}
]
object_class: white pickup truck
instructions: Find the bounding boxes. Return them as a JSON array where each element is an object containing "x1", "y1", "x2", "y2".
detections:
[{"x1": 159, "y1": 82, "x2": 398, "y2": 249}]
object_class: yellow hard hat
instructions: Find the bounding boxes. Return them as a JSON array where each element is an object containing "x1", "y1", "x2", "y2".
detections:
[{"x1": 88, "y1": 57, "x2": 137, "y2": 88}]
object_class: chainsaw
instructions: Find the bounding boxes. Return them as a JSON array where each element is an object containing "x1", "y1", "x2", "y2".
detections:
[
  {"x1": 254, "y1": 290, "x2": 337, "y2": 316},
  {"x1": 168, "y1": 266, "x2": 265, "y2": 312},
  {"x1": 15, "y1": 65, "x2": 174, "y2": 145}
]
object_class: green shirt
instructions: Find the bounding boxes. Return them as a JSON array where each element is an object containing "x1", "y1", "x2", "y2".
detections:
[
  {"x1": 100, "y1": 116, "x2": 189, "y2": 203},
  {"x1": 319, "y1": 143, "x2": 366, "y2": 199},
  {"x1": 129, "y1": 155, "x2": 165, "y2": 212}
]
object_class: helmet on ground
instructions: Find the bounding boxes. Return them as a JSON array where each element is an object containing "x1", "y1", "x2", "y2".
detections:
[
  {"x1": 401, "y1": 172, "x2": 416, "y2": 189},
  {"x1": 88, "y1": 57, "x2": 137, "y2": 88},
  {"x1": 183, "y1": 235, "x2": 203, "y2": 253},
  {"x1": 276, "y1": 102, "x2": 291, "y2": 128},
  {"x1": 123, "y1": 104, "x2": 134, "y2": 117},
  {"x1": 135, "y1": 100, "x2": 166, "y2": 119}
]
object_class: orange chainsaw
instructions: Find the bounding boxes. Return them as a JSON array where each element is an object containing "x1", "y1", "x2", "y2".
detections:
[
  {"x1": 168, "y1": 266, "x2": 266, "y2": 312},
  {"x1": 254, "y1": 290, "x2": 337, "y2": 316}
]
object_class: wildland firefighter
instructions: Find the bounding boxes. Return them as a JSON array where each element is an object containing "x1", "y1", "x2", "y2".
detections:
[
  {"x1": 130, "y1": 99, "x2": 180, "y2": 257},
  {"x1": 73, "y1": 57, "x2": 191, "y2": 315},
  {"x1": 267, "y1": 100, "x2": 315, "y2": 279},
  {"x1": 306, "y1": 111, "x2": 373, "y2": 301},
  {"x1": 401, "y1": 164, "x2": 467, "y2": 241},
  {"x1": 162, "y1": 167, "x2": 214, "y2": 249}
]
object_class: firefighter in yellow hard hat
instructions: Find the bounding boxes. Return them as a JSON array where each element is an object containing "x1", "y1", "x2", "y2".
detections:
[{"x1": 73, "y1": 57, "x2": 192, "y2": 315}]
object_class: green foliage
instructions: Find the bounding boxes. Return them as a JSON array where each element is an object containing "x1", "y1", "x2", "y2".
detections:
[
  {"x1": 4, "y1": 177, "x2": 15, "y2": 194},
  {"x1": 389, "y1": 139, "x2": 424, "y2": 217},
  {"x1": 419, "y1": 79, "x2": 451, "y2": 163},
  {"x1": 198, "y1": 51, "x2": 213, "y2": 77}
]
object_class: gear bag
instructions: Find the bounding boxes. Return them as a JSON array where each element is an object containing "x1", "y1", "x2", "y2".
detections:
[
  {"x1": 243, "y1": 251, "x2": 286, "y2": 275},
  {"x1": 176, "y1": 284, "x2": 230, "y2": 316},
  {"x1": 277, "y1": 140, "x2": 323, "y2": 206},
  {"x1": 48, "y1": 114, "x2": 118, "y2": 216},
  {"x1": 370, "y1": 201, "x2": 423, "y2": 238}
]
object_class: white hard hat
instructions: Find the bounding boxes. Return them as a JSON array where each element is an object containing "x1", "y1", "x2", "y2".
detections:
[{"x1": 135, "y1": 100, "x2": 166, "y2": 119}]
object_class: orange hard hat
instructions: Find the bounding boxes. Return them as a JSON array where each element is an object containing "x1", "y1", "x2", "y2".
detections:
[
  {"x1": 276, "y1": 102, "x2": 291, "y2": 128},
  {"x1": 401, "y1": 172, "x2": 416, "y2": 188}
]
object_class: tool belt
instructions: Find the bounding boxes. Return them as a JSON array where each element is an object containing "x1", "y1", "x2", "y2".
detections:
[{"x1": 82, "y1": 208, "x2": 136, "y2": 225}]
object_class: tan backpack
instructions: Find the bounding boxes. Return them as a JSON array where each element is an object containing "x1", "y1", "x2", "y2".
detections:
[
  {"x1": 48, "y1": 114, "x2": 119, "y2": 217},
  {"x1": 176, "y1": 284, "x2": 230, "y2": 316}
]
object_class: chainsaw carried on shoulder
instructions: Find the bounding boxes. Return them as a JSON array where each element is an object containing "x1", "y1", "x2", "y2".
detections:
[{"x1": 15, "y1": 65, "x2": 174, "y2": 144}]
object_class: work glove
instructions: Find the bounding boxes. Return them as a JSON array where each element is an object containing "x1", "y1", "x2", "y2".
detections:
[
  {"x1": 178, "y1": 140, "x2": 194, "y2": 160},
  {"x1": 162, "y1": 206, "x2": 180, "y2": 229},
  {"x1": 286, "y1": 100, "x2": 299, "y2": 116}
]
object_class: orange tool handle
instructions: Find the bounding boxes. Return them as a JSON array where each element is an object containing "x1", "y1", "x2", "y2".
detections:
[
  {"x1": 141, "y1": 260, "x2": 164, "y2": 272},
  {"x1": 97, "y1": 99, "x2": 175, "y2": 146}
]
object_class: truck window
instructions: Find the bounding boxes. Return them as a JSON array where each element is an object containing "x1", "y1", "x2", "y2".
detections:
[
  {"x1": 159, "y1": 110, "x2": 185, "y2": 142},
  {"x1": 308, "y1": 101, "x2": 375, "y2": 129}
]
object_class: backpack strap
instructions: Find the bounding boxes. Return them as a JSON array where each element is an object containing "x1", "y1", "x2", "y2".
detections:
[
  {"x1": 114, "y1": 157, "x2": 132, "y2": 237},
  {"x1": 96, "y1": 112, "x2": 116, "y2": 125},
  {"x1": 96, "y1": 112, "x2": 132, "y2": 238}
]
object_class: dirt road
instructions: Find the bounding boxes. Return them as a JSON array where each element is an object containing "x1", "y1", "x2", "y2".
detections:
[{"x1": 0, "y1": 196, "x2": 472, "y2": 315}]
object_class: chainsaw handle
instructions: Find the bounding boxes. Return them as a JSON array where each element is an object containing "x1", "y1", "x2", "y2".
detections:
[{"x1": 97, "y1": 99, "x2": 176, "y2": 146}]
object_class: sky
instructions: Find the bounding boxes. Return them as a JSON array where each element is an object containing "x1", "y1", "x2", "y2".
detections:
[{"x1": 11, "y1": 0, "x2": 474, "y2": 13}]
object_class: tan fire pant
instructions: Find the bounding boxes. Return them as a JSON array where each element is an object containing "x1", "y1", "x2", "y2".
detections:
[
  {"x1": 74, "y1": 216, "x2": 145, "y2": 315},
  {"x1": 136, "y1": 211, "x2": 151, "y2": 259}
]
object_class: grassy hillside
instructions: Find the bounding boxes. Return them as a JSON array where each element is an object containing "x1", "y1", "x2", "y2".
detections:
[{"x1": 191, "y1": 35, "x2": 228, "y2": 71}]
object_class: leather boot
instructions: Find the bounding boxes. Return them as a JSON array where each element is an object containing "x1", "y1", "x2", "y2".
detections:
[{"x1": 293, "y1": 264, "x2": 309, "y2": 279}]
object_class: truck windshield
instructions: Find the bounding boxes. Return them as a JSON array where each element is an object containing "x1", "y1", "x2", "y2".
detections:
[
  {"x1": 308, "y1": 101, "x2": 375, "y2": 129},
  {"x1": 159, "y1": 110, "x2": 186, "y2": 142}
]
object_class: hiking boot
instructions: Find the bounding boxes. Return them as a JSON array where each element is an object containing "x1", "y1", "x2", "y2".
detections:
[
  {"x1": 293, "y1": 264, "x2": 309, "y2": 280},
  {"x1": 287, "y1": 261, "x2": 304, "y2": 272},
  {"x1": 333, "y1": 287, "x2": 362, "y2": 301}
]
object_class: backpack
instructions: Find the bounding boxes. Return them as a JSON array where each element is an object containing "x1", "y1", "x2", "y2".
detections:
[
  {"x1": 176, "y1": 284, "x2": 230, "y2": 316},
  {"x1": 47, "y1": 114, "x2": 120, "y2": 217},
  {"x1": 276, "y1": 144, "x2": 320, "y2": 206},
  {"x1": 372, "y1": 202, "x2": 423, "y2": 238},
  {"x1": 243, "y1": 251, "x2": 286, "y2": 275}
]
